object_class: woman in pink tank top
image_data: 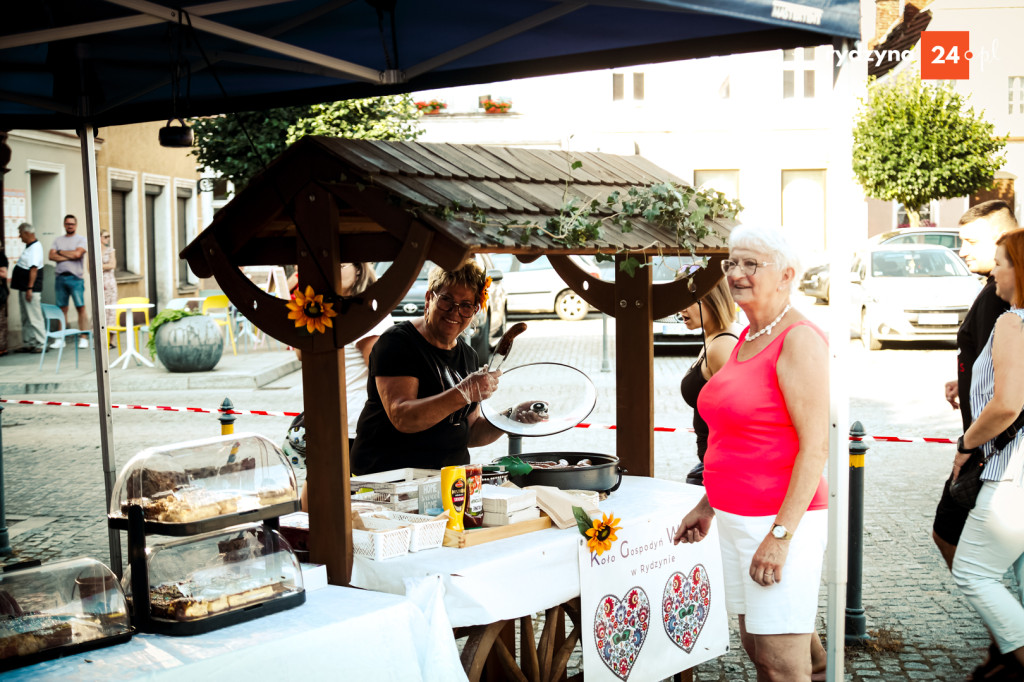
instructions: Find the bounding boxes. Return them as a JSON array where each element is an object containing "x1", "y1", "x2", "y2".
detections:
[{"x1": 673, "y1": 225, "x2": 830, "y2": 681}]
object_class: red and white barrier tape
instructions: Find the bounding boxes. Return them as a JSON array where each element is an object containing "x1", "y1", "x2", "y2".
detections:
[
  {"x1": 0, "y1": 399, "x2": 300, "y2": 418},
  {"x1": 0, "y1": 399, "x2": 956, "y2": 443}
]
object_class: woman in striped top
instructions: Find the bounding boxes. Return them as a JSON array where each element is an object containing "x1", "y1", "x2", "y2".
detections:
[{"x1": 952, "y1": 227, "x2": 1024, "y2": 675}]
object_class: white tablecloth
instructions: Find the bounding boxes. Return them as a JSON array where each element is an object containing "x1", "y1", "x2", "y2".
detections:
[
  {"x1": 350, "y1": 476, "x2": 707, "y2": 627},
  {"x1": 6, "y1": 585, "x2": 465, "y2": 681}
]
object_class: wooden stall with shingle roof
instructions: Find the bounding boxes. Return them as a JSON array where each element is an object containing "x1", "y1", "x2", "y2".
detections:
[{"x1": 182, "y1": 136, "x2": 735, "y2": 586}]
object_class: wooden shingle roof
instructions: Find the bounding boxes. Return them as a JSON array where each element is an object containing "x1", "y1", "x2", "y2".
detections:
[
  {"x1": 184, "y1": 136, "x2": 732, "y2": 277},
  {"x1": 868, "y1": 3, "x2": 932, "y2": 79}
]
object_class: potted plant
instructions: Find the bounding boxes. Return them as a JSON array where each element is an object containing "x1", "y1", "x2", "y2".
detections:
[
  {"x1": 481, "y1": 98, "x2": 511, "y2": 114},
  {"x1": 415, "y1": 99, "x2": 447, "y2": 115},
  {"x1": 147, "y1": 308, "x2": 224, "y2": 372}
]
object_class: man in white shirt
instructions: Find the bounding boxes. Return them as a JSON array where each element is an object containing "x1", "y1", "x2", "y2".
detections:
[{"x1": 11, "y1": 222, "x2": 45, "y2": 352}]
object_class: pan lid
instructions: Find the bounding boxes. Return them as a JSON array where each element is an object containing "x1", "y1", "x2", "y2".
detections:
[{"x1": 481, "y1": 362, "x2": 596, "y2": 437}]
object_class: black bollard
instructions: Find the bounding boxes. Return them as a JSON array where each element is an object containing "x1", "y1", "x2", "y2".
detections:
[
  {"x1": 846, "y1": 420, "x2": 870, "y2": 645},
  {"x1": 219, "y1": 397, "x2": 236, "y2": 436},
  {"x1": 0, "y1": 397, "x2": 11, "y2": 555}
]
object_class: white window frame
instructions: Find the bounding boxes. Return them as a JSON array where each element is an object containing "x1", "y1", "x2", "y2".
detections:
[
  {"x1": 143, "y1": 173, "x2": 172, "y2": 306},
  {"x1": 107, "y1": 168, "x2": 140, "y2": 275},
  {"x1": 174, "y1": 178, "x2": 199, "y2": 286},
  {"x1": 894, "y1": 201, "x2": 938, "y2": 228},
  {"x1": 611, "y1": 70, "x2": 645, "y2": 103},
  {"x1": 1009, "y1": 76, "x2": 1024, "y2": 115},
  {"x1": 782, "y1": 47, "x2": 818, "y2": 99}
]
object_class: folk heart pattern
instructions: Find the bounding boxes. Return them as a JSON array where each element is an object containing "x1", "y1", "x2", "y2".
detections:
[
  {"x1": 662, "y1": 564, "x2": 710, "y2": 653},
  {"x1": 593, "y1": 587, "x2": 650, "y2": 680}
]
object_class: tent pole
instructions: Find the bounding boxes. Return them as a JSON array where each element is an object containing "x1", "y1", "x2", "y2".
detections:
[
  {"x1": 78, "y1": 125, "x2": 121, "y2": 576},
  {"x1": 825, "y1": 33, "x2": 866, "y2": 681}
]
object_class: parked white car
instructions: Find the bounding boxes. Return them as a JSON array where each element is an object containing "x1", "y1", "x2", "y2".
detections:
[
  {"x1": 851, "y1": 244, "x2": 983, "y2": 350},
  {"x1": 488, "y1": 254, "x2": 600, "y2": 321}
]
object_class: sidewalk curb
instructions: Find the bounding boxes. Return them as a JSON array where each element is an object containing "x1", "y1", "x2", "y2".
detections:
[{"x1": 0, "y1": 358, "x2": 301, "y2": 395}]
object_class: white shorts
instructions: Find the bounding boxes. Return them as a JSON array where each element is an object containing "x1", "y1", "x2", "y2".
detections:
[{"x1": 714, "y1": 508, "x2": 828, "y2": 635}]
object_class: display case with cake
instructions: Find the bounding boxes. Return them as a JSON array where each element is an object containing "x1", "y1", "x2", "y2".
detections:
[
  {"x1": 0, "y1": 557, "x2": 133, "y2": 671},
  {"x1": 122, "y1": 523, "x2": 305, "y2": 635},
  {"x1": 107, "y1": 433, "x2": 300, "y2": 535}
]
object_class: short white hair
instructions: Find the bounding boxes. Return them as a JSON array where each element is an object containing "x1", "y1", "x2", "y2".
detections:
[
  {"x1": 728, "y1": 225, "x2": 802, "y2": 287},
  {"x1": 17, "y1": 222, "x2": 34, "y2": 234}
]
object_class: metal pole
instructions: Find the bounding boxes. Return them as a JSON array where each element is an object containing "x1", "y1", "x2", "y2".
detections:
[
  {"x1": 0, "y1": 397, "x2": 12, "y2": 555},
  {"x1": 79, "y1": 125, "x2": 121, "y2": 577},
  {"x1": 846, "y1": 420, "x2": 870, "y2": 645},
  {"x1": 507, "y1": 434, "x2": 522, "y2": 456},
  {"x1": 600, "y1": 312, "x2": 610, "y2": 373},
  {"x1": 219, "y1": 397, "x2": 236, "y2": 435}
]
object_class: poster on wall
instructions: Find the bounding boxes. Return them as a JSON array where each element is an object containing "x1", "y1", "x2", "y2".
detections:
[
  {"x1": 578, "y1": 511, "x2": 729, "y2": 681},
  {"x1": 4, "y1": 189, "x2": 27, "y2": 259}
]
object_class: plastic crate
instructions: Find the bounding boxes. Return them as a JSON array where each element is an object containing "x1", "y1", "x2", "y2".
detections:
[
  {"x1": 351, "y1": 520, "x2": 411, "y2": 561},
  {"x1": 349, "y1": 469, "x2": 441, "y2": 511},
  {"x1": 378, "y1": 511, "x2": 447, "y2": 552},
  {"x1": 351, "y1": 490, "x2": 419, "y2": 513}
]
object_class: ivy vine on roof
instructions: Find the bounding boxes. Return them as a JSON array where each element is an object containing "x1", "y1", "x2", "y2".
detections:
[{"x1": 422, "y1": 160, "x2": 742, "y2": 277}]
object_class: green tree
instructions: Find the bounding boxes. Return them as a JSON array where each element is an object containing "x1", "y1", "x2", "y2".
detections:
[
  {"x1": 190, "y1": 95, "x2": 421, "y2": 190},
  {"x1": 852, "y1": 69, "x2": 1007, "y2": 227}
]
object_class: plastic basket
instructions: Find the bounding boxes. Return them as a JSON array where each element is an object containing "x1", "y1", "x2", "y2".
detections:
[
  {"x1": 351, "y1": 490, "x2": 420, "y2": 513},
  {"x1": 351, "y1": 520, "x2": 411, "y2": 561},
  {"x1": 381, "y1": 511, "x2": 447, "y2": 552}
]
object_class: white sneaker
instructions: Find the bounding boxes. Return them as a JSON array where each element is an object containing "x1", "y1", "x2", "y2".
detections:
[
  {"x1": 79, "y1": 337, "x2": 90, "y2": 349},
  {"x1": 50, "y1": 339, "x2": 65, "y2": 349}
]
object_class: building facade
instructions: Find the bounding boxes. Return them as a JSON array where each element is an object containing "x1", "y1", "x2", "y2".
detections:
[{"x1": 3, "y1": 121, "x2": 202, "y2": 348}]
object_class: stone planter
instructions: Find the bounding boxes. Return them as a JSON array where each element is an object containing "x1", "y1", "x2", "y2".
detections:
[{"x1": 154, "y1": 315, "x2": 224, "y2": 372}]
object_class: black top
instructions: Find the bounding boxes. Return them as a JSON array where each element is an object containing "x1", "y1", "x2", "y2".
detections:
[
  {"x1": 351, "y1": 321, "x2": 480, "y2": 475},
  {"x1": 957, "y1": 278, "x2": 1009, "y2": 430},
  {"x1": 679, "y1": 332, "x2": 737, "y2": 460}
]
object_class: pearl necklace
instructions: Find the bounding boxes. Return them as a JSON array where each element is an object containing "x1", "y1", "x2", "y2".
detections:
[{"x1": 744, "y1": 303, "x2": 792, "y2": 342}]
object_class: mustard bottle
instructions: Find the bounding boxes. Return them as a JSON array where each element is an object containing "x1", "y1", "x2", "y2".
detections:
[{"x1": 441, "y1": 465, "x2": 467, "y2": 532}]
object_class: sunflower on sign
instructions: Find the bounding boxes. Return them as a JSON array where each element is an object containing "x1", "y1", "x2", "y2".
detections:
[
  {"x1": 574, "y1": 507, "x2": 622, "y2": 556},
  {"x1": 286, "y1": 285, "x2": 338, "y2": 334}
]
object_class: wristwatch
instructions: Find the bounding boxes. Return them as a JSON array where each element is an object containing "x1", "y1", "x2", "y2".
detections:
[
  {"x1": 770, "y1": 523, "x2": 793, "y2": 541},
  {"x1": 957, "y1": 435, "x2": 975, "y2": 454}
]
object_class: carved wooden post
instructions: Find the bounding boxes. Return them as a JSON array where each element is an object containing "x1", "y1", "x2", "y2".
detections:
[
  {"x1": 614, "y1": 254, "x2": 654, "y2": 478},
  {"x1": 294, "y1": 183, "x2": 353, "y2": 585}
]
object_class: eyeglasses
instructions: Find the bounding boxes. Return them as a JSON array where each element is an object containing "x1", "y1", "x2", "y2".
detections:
[
  {"x1": 432, "y1": 292, "x2": 478, "y2": 318},
  {"x1": 721, "y1": 258, "x2": 775, "y2": 276}
]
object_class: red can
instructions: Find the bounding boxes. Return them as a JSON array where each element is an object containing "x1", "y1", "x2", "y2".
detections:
[{"x1": 464, "y1": 464, "x2": 484, "y2": 528}]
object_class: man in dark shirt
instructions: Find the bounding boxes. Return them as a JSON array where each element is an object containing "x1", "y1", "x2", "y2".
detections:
[{"x1": 934, "y1": 200, "x2": 1017, "y2": 567}]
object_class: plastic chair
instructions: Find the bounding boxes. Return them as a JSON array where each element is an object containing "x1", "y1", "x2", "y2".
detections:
[
  {"x1": 39, "y1": 304, "x2": 93, "y2": 373},
  {"x1": 202, "y1": 294, "x2": 237, "y2": 356},
  {"x1": 107, "y1": 297, "x2": 151, "y2": 356}
]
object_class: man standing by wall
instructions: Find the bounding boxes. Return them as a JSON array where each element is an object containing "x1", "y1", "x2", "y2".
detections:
[
  {"x1": 48, "y1": 214, "x2": 89, "y2": 348},
  {"x1": 10, "y1": 222, "x2": 45, "y2": 352}
]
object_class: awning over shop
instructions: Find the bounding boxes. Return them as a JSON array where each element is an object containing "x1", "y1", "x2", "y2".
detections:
[{"x1": 1, "y1": 0, "x2": 859, "y2": 130}]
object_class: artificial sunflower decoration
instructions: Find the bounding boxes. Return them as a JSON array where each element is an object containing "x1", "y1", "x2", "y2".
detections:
[
  {"x1": 286, "y1": 285, "x2": 338, "y2": 334},
  {"x1": 574, "y1": 507, "x2": 622, "y2": 556},
  {"x1": 478, "y1": 276, "x2": 492, "y2": 309}
]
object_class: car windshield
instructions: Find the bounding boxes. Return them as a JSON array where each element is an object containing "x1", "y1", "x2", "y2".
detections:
[{"x1": 870, "y1": 249, "x2": 968, "y2": 278}]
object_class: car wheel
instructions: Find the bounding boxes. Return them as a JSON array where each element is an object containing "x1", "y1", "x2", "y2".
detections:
[
  {"x1": 555, "y1": 290, "x2": 588, "y2": 321},
  {"x1": 860, "y1": 309, "x2": 881, "y2": 351},
  {"x1": 471, "y1": 310, "x2": 491, "y2": 360}
]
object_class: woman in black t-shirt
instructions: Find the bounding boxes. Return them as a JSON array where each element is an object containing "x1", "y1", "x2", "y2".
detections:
[
  {"x1": 677, "y1": 277, "x2": 738, "y2": 485},
  {"x1": 351, "y1": 260, "x2": 504, "y2": 474}
]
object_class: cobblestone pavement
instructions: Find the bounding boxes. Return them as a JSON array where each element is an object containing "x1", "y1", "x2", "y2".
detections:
[{"x1": 1, "y1": 296, "x2": 1018, "y2": 680}]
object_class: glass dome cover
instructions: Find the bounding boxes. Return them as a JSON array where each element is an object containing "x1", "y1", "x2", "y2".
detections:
[
  {"x1": 109, "y1": 433, "x2": 298, "y2": 531},
  {"x1": 122, "y1": 523, "x2": 303, "y2": 623},
  {"x1": 481, "y1": 362, "x2": 597, "y2": 437},
  {"x1": 0, "y1": 557, "x2": 132, "y2": 669}
]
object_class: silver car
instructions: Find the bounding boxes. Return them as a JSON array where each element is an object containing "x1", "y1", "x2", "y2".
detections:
[
  {"x1": 851, "y1": 244, "x2": 982, "y2": 350},
  {"x1": 488, "y1": 254, "x2": 600, "y2": 321}
]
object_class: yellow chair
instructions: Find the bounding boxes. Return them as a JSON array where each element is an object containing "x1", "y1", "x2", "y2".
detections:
[
  {"x1": 202, "y1": 294, "x2": 237, "y2": 356},
  {"x1": 107, "y1": 296, "x2": 151, "y2": 355}
]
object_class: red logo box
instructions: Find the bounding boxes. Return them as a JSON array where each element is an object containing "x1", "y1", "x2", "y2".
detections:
[{"x1": 921, "y1": 31, "x2": 971, "y2": 80}]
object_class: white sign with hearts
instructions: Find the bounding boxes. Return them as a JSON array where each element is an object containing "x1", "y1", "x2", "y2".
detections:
[{"x1": 579, "y1": 511, "x2": 729, "y2": 681}]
